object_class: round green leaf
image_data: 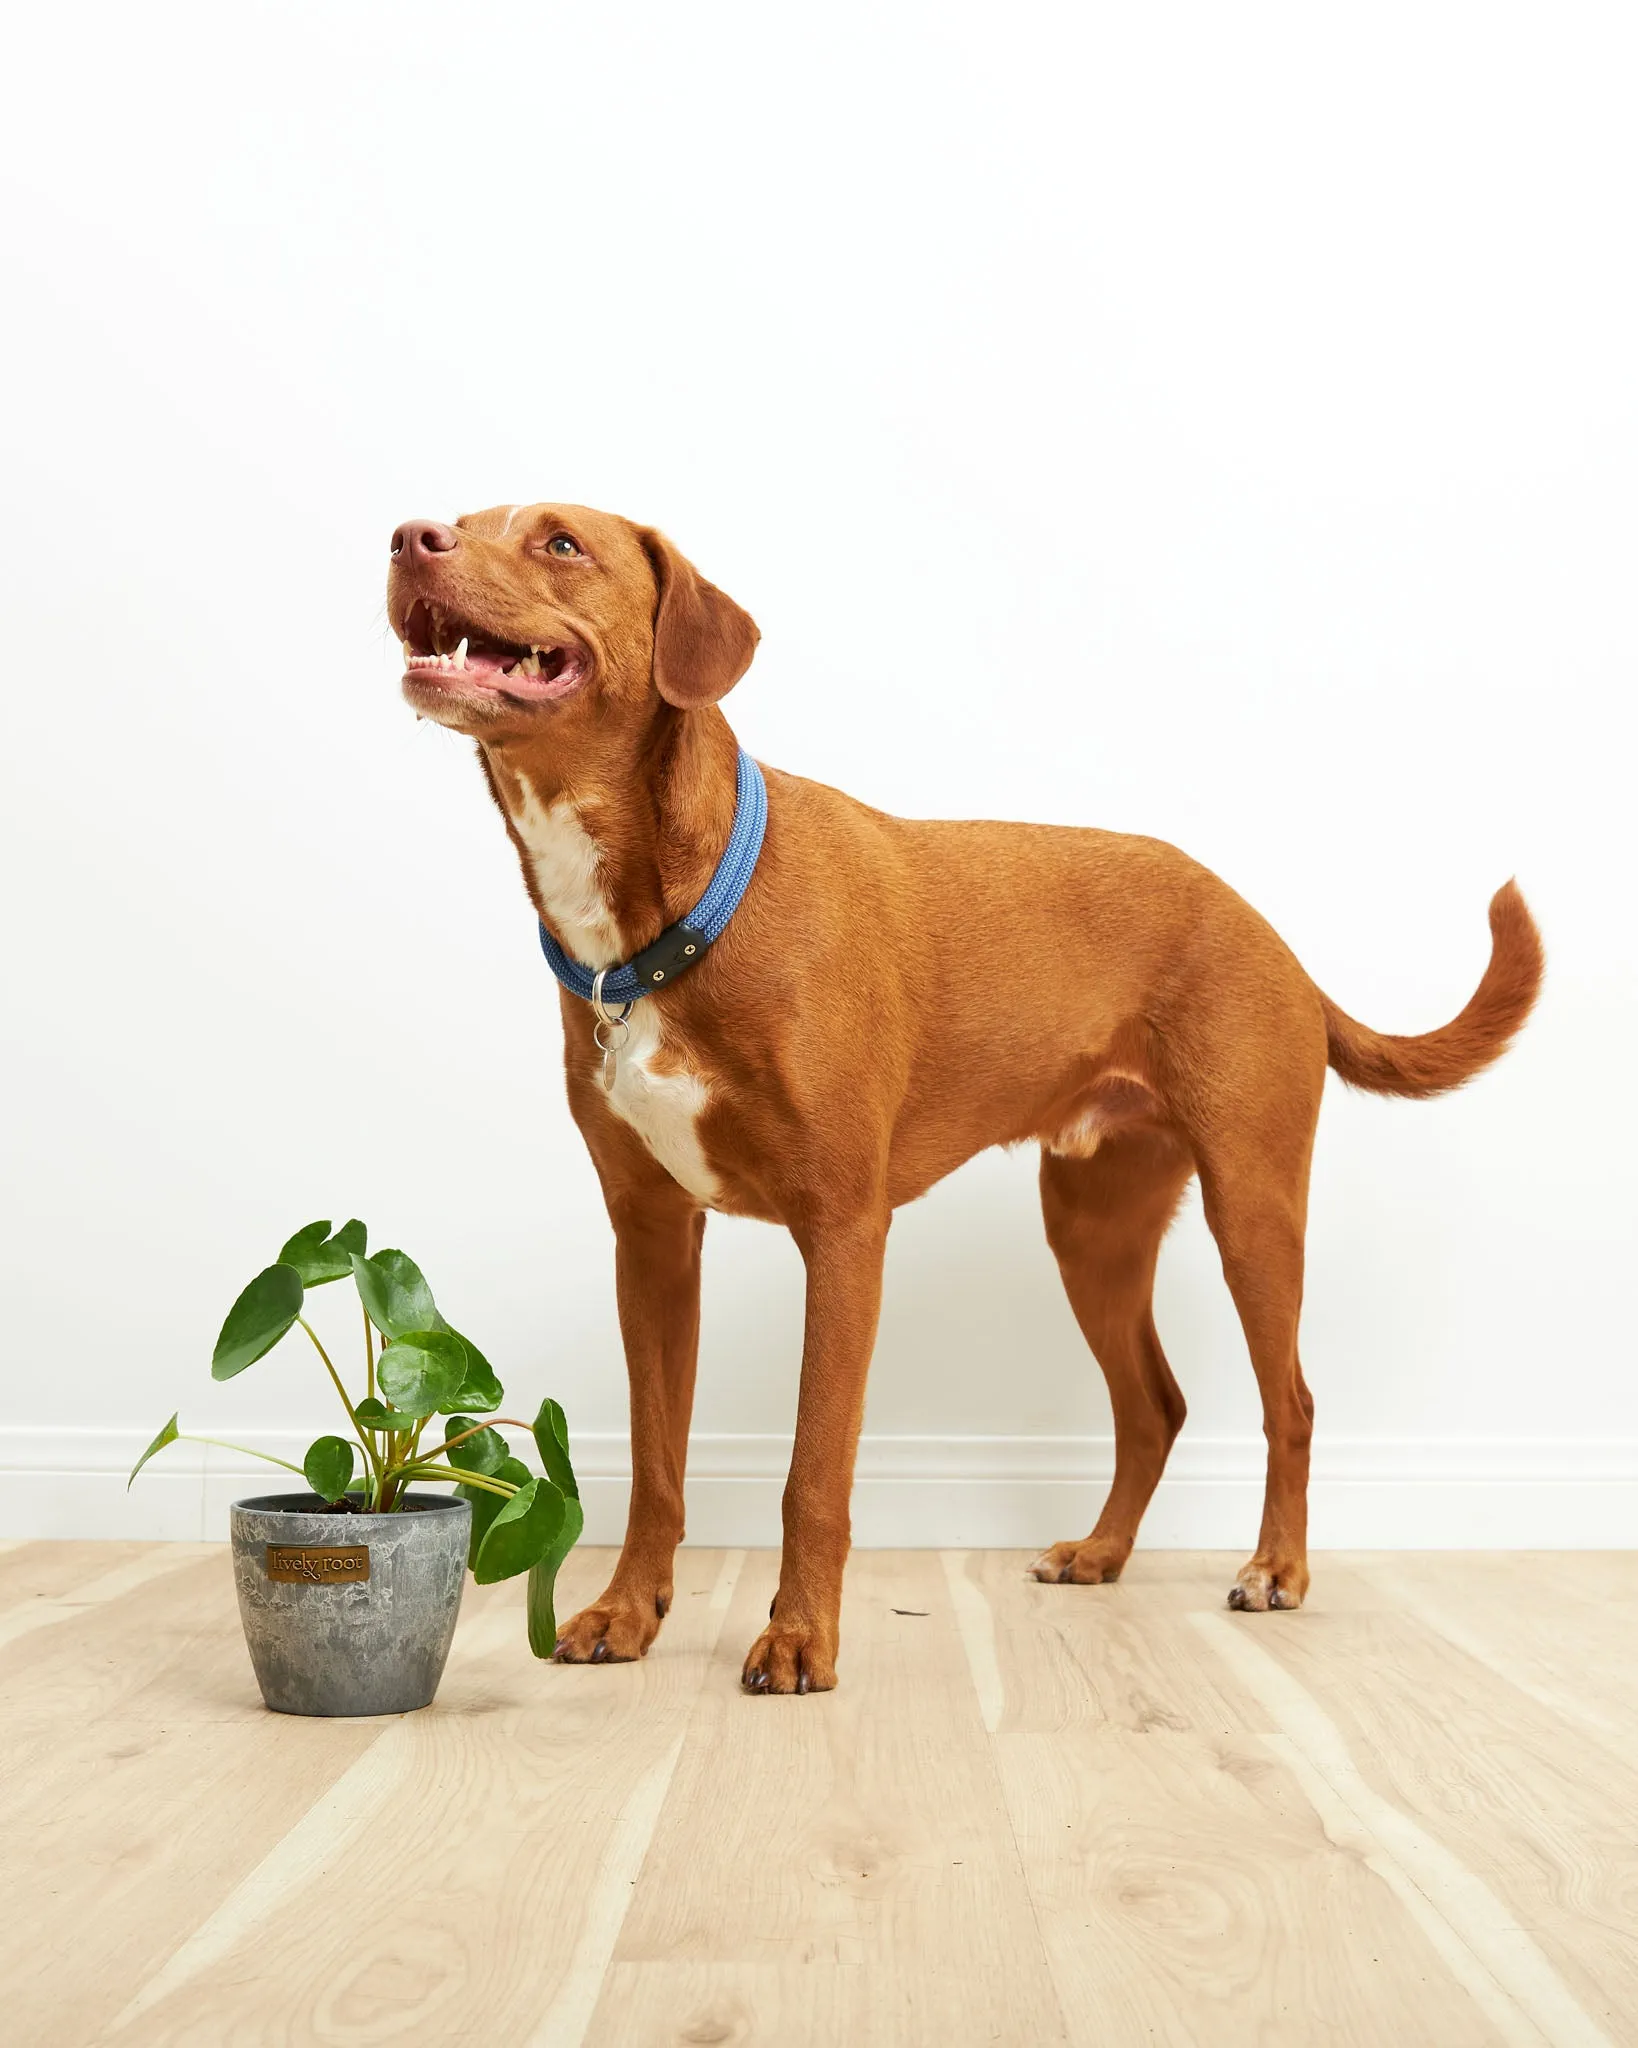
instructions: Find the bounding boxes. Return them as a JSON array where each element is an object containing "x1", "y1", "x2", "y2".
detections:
[
  {"x1": 128, "y1": 1413, "x2": 179, "y2": 1489},
  {"x1": 212, "y1": 1264, "x2": 305, "y2": 1380},
  {"x1": 446, "y1": 1330, "x2": 503, "y2": 1414},
  {"x1": 457, "y1": 1455, "x2": 531, "y2": 1568},
  {"x1": 329, "y1": 1218, "x2": 367, "y2": 1260},
  {"x1": 355, "y1": 1397, "x2": 419, "y2": 1433},
  {"x1": 279, "y1": 1218, "x2": 368, "y2": 1287},
  {"x1": 350, "y1": 1249, "x2": 440, "y2": 1340},
  {"x1": 303, "y1": 1435, "x2": 355, "y2": 1502},
  {"x1": 532, "y1": 1397, "x2": 580, "y2": 1501},
  {"x1": 444, "y1": 1416, "x2": 507, "y2": 1476},
  {"x1": 280, "y1": 1220, "x2": 330, "y2": 1267},
  {"x1": 377, "y1": 1329, "x2": 468, "y2": 1417},
  {"x1": 473, "y1": 1475, "x2": 567, "y2": 1586}
]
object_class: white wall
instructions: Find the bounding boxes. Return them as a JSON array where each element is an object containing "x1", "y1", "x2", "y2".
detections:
[{"x1": 3, "y1": 3, "x2": 1634, "y2": 1546}]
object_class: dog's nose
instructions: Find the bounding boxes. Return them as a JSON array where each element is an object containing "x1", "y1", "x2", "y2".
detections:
[{"x1": 390, "y1": 519, "x2": 459, "y2": 561}]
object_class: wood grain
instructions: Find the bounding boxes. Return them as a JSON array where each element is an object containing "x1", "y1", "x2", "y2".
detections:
[
  {"x1": 948, "y1": 1552, "x2": 1506, "y2": 2045},
  {"x1": 600, "y1": 1550, "x2": 1068, "y2": 2046},
  {"x1": 1, "y1": 1544, "x2": 1634, "y2": 2047},
  {"x1": 1211, "y1": 1599, "x2": 1638, "y2": 2043},
  {"x1": 107, "y1": 1548, "x2": 738, "y2": 2048}
]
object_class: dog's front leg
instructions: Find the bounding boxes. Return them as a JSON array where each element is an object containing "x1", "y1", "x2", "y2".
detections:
[
  {"x1": 554, "y1": 1182, "x2": 705, "y2": 1664},
  {"x1": 742, "y1": 1208, "x2": 890, "y2": 1695}
]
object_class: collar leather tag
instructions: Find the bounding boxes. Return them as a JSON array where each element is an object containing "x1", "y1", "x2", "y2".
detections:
[
  {"x1": 629, "y1": 922, "x2": 708, "y2": 990},
  {"x1": 537, "y1": 749, "x2": 766, "y2": 1007}
]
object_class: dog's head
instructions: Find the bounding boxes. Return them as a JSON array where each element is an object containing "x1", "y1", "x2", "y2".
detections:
[{"x1": 387, "y1": 503, "x2": 759, "y2": 740}]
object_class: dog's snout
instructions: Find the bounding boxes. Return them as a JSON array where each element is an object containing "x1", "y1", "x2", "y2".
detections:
[{"x1": 391, "y1": 519, "x2": 459, "y2": 561}]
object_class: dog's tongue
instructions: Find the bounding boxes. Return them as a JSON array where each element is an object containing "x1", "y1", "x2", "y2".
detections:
[{"x1": 404, "y1": 633, "x2": 587, "y2": 701}]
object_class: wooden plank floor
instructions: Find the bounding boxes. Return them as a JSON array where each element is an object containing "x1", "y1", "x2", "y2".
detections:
[{"x1": 3, "y1": 1545, "x2": 1635, "y2": 2046}]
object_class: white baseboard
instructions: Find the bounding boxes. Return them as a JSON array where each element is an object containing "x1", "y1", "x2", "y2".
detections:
[{"x1": 2, "y1": 1428, "x2": 1634, "y2": 1548}]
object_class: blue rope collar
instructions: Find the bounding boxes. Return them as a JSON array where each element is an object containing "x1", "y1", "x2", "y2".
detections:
[{"x1": 537, "y1": 748, "x2": 767, "y2": 1007}]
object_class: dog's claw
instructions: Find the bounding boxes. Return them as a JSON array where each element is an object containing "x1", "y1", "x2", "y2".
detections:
[
  {"x1": 740, "y1": 1619, "x2": 837, "y2": 1695},
  {"x1": 1030, "y1": 1539, "x2": 1130, "y2": 1585},
  {"x1": 553, "y1": 1591, "x2": 671, "y2": 1664},
  {"x1": 1227, "y1": 1558, "x2": 1307, "y2": 1612}
]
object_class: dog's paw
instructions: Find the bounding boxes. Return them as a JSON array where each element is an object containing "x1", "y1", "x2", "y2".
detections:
[
  {"x1": 740, "y1": 1619, "x2": 837, "y2": 1695},
  {"x1": 1226, "y1": 1557, "x2": 1308, "y2": 1612},
  {"x1": 553, "y1": 1587, "x2": 670, "y2": 1665},
  {"x1": 1028, "y1": 1537, "x2": 1130, "y2": 1585}
]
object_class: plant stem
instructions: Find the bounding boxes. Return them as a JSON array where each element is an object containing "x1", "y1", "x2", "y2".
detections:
[
  {"x1": 178, "y1": 1434, "x2": 307, "y2": 1477},
  {"x1": 387, "y1": 1462, "x2": 520, "y2": 1499},
  {"x1": 298, "y1": 1316, "x2": 382, "y2": 1486},
  {"x1": 351, "y1": 1440, "x2": 380, "y2": 1513},
  {"x1": 437, "y1": 1418, "x2": 540, "y2": 1457},
  {"x1": 359, "y1": 1302, "x2": 382, "y2": 1507}
]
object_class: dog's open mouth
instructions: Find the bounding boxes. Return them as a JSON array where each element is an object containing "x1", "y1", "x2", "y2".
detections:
[{"x1": 399, "y1": 597, "x2": 588, "y2": 703}]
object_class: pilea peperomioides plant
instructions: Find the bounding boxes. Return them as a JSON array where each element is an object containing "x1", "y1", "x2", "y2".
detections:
[{"x1": 130, "y1": 1219, "x2": 582, "y2": 1654}]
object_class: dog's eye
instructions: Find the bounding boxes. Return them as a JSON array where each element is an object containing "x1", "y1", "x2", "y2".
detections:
[{"x1": 546, "y1": 534, "x2": 581, "y2": 558}]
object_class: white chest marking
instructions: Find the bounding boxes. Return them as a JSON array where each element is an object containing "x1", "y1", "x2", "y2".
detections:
[
  {"x1": 507, "y1": 780, "x2": 720, "y2": 1204},
  {"x1": 511, "y1": 784, "x2": 626, "y2": 969},
  {"x1": 602, "y1": 1002, "x2": 721, "y2": 1205}
]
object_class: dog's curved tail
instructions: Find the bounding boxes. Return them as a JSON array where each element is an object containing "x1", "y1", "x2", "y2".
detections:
[{"x1": 1319, "y1": 880, "x2": 1544, "y2": 1100}]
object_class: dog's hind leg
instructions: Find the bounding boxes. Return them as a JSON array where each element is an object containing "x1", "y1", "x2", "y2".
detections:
[
  {"x1": 1031, "y1": 1130, "x2": 1196, "y2": 1585},
  {"x1": 1196, "y1": 1148, "x2": 1316, "y2": 1612}
]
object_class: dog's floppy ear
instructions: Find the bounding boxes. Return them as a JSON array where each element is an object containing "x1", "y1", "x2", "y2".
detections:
[{"x1": 637, "y1": 526, "x2": 760, "y2": 708}]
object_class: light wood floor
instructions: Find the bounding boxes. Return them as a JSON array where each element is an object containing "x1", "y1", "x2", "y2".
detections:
[{"x1": 3, "y1": 1543, "x2": 1636, "y2": 2046}]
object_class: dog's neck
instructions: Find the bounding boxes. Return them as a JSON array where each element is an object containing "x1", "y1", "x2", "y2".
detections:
[{"x1": 480, "y1": 705, "x2": 740, "y2": 969}]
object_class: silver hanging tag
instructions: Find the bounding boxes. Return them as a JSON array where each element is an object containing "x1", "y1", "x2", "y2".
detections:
[{"x1": 590, "y1": 970, "x2": 633, "y2": 1093}]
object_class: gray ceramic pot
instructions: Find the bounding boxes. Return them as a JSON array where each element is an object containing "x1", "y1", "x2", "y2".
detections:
[{"x1": 230, "y1": 1492, "x2": 470, "y2": 1717}]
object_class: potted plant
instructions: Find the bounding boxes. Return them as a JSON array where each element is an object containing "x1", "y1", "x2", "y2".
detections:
[{"x1": 130, "y1": 1219, "x2": 582, "y2": 1717}]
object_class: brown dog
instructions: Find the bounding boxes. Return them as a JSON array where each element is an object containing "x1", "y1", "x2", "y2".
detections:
[{"x1": 387, "y1": 502, "x2": 1543, "y2": 1694}]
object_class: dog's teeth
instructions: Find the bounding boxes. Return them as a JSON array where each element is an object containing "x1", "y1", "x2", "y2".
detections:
[{"x1": 453, "y1": 637, "x2": 468, "y2": 669}]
